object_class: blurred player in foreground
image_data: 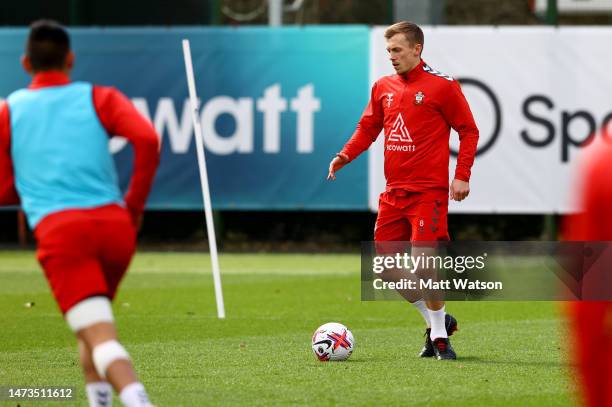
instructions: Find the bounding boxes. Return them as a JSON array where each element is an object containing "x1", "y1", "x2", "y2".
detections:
[
  {"x1": 564, "y1": 138, "x2": 612, "y2": 407},
  {"x1": 328, "y1": 21, "x2": 479, "y2": 360},
  {"x1": 0, "y1": 20, "x2": 159, "y2": 407}
]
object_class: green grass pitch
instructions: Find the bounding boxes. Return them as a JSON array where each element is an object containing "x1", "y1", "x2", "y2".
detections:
[{"x1": 0, "y1": 251, "x2": 575, "y2": 406}]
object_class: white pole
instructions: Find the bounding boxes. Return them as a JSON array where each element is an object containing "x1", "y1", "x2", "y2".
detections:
[
  {"x1": 181, "y1": 39, "x2": 226, "y2": 319},
  {"x1": 269, "y1": 0, "x2": 283, "y2": 26}
]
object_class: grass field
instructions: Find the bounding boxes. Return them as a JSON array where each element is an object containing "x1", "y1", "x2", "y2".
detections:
[{"x1": 0, "y1": 250, "x2": 575, "y2": 406}]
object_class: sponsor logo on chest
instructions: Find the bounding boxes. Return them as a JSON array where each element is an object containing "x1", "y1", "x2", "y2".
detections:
[{"x1": 387, "y1": 113, "x2": 416, "y2": 152}]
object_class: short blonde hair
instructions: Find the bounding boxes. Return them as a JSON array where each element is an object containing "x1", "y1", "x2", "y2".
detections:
[{"x1": 384, "y1": 21, "x2": 424, "y2": 53}]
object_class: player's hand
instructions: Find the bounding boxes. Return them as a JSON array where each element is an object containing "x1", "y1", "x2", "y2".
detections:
[
  {"x1": 327, "y1": 155, "x2": 349, "y2": 180},
  {"x1": 450, "y1": 179, "x2": 470, "y2": 201}
]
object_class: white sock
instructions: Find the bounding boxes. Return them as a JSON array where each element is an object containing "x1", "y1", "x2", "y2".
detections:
[
  {"x1": 119, "y1": 382, "x2": 150, "y2": 407},
  {"x1": 428, "y1": 305, "x2": 448, "y2": 341},
  {"x1": 86, "y1": 382, "x2": 112, "y2": 407},
  {"x1": 412, "y1": 299, "x2": 431, "y2": 327}
]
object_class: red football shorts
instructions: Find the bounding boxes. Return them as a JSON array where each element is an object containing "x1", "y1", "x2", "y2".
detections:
[
  {"x1": 34, "y1": 204, "x2": 136, "y2": 314},
  {"x1": 374, "y1": 189, "x2": 450, "y2": 243}
]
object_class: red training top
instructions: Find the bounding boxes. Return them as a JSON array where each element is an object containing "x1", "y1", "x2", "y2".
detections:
[{"x1": 340, "y1": 60, "x2": 479, "y2": 192}]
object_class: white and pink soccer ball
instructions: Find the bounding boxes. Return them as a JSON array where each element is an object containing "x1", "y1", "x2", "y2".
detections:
[{"x1": 311, "y1": 322, "x2": 354, "y2": 361}]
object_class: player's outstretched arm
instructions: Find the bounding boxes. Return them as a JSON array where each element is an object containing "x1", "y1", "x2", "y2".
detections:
[{"x1": 330, "y1": 82, "x2": 384, "y2": 181}]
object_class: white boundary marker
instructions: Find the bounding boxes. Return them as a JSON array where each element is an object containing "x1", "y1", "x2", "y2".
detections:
[{"x1": 181, "y1": 39, "x2": 226, "y2": 319}]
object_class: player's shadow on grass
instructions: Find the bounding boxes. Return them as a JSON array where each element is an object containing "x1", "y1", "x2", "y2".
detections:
[{"x1": 458, "y1": 355, "x2": 571, "y2": 368}]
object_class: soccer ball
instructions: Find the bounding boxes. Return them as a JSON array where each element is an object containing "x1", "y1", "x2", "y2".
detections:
[{"x1": 311, "y1": 322, "x2": 354, "y2": 361}]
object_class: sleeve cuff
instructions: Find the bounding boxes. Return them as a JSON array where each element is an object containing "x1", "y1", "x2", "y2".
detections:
[
  {"x1": 453, "y1": 170, "x2": 470, "y2": 182},
  {"x1": 337, "y1": 152, "x2": 350, "y2": 162}
]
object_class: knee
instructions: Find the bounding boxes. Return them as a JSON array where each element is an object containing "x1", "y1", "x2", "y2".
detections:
[{"x1": 92, "y1": 340, "x2": 131, "y2": 379}]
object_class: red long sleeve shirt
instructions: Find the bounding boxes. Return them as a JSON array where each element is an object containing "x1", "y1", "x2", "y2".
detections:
[
  {"x1": 340, "y1": 60, "x2": 479, "y2": 192},
  {"x1": 0, "y1": 71, "x2": 159, "y2": 221}
]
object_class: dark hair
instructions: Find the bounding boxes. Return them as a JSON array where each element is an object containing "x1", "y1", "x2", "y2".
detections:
[
  {"x1": 384, "y1": 21, "x2": 424, "y2": 53},
  {"x1": 26, "y1": 20, "x2": 70, "y2": 71}
]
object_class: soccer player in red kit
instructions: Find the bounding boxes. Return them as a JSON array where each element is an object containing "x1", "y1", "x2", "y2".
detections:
[
  {"x1": 328, "y1": 21, "x2": 479, "y2": 360},
  {"x1": 0, "y1": 21, "x2": 159, "y2": 406},
  {"x1": 564, "y1": 140, "x2": 612, "y2": 407}
]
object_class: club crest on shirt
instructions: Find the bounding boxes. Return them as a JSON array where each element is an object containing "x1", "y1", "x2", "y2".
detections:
[
  {"x1": 386, "y1": 93, "x2": 394, "y2": 107},
  {"x1": 414, "y1": 91, "x2": 425, "y2": 105}
]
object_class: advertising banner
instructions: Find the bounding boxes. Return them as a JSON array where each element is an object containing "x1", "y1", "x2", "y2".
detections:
[
  {"x1": 3, "y1": 27, "x2": 611, "y2": 213},
  {"x1": 0, "y1": 27, "x2": 370, "y2": 210}
]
